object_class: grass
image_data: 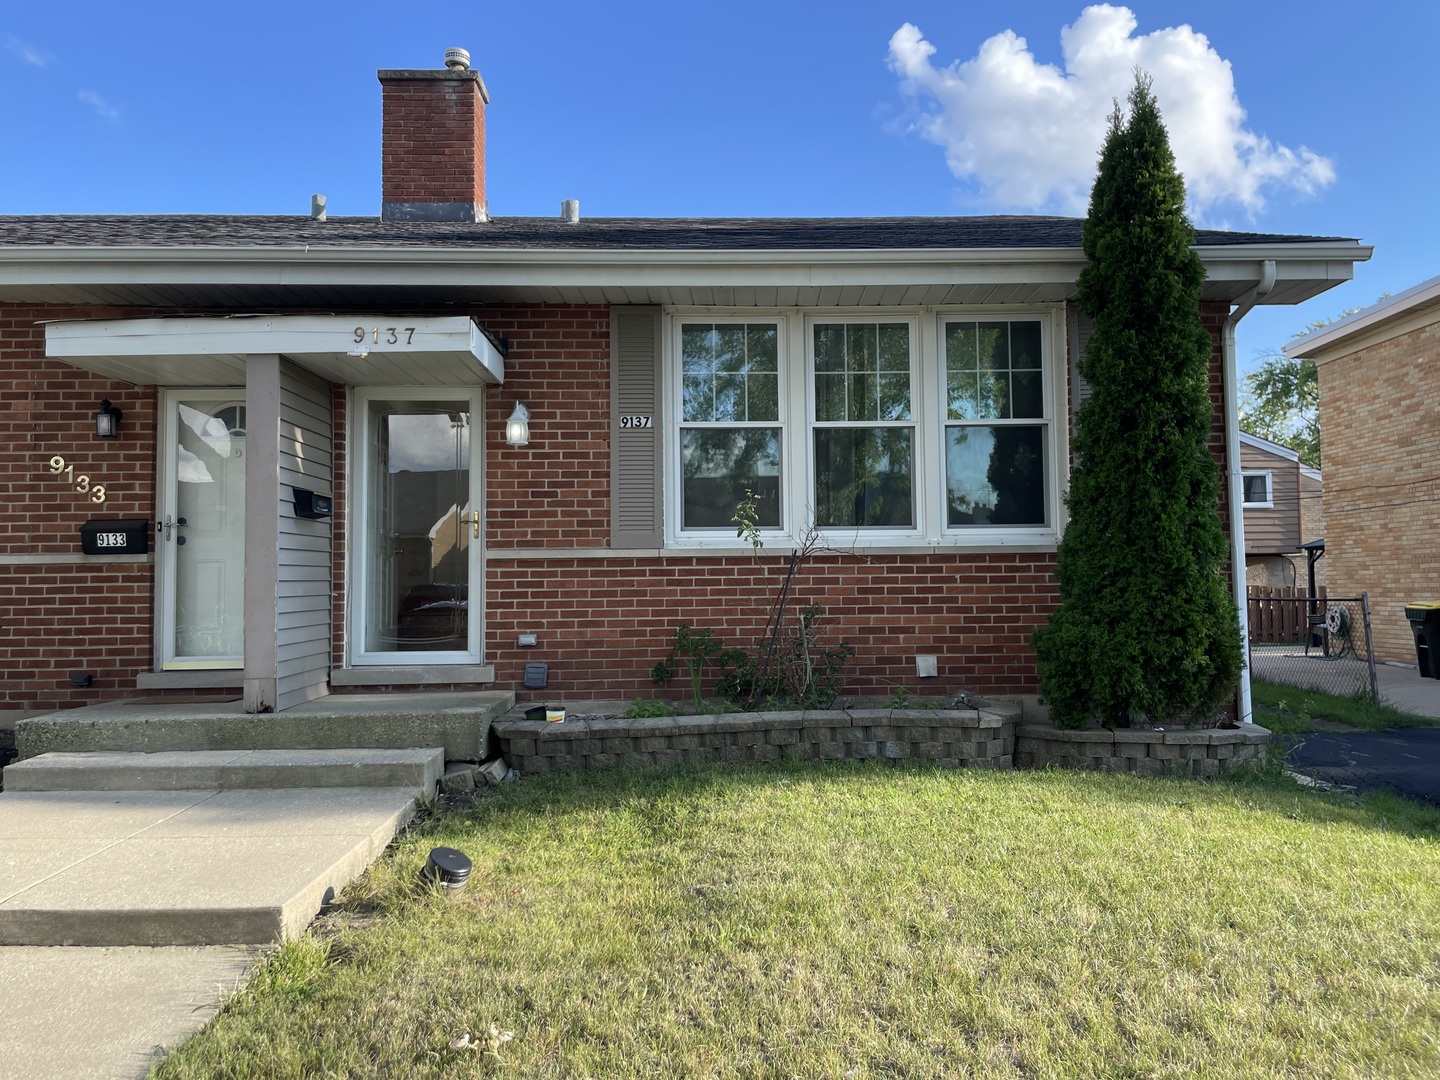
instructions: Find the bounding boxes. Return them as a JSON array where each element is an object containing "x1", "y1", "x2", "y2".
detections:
[
  {"x1": 152, "y1": 760, "x2": 1440, "y2": 1079},
  {"x1": 1251, "y1": 677, "x2": 1440, "y2": 735}
]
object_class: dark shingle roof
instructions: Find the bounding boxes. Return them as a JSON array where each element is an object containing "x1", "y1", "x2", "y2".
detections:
[{"x1": 0, "y1": 214, "x2": 1352, "y2": 251}]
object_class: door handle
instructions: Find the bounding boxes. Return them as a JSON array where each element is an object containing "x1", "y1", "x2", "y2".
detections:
[
  {"x1": 159, "y1": 515, "x2": 189, "y2": 541},
  {"x1": 471, "y1": 510, "x2": 480, "y2": 539}
]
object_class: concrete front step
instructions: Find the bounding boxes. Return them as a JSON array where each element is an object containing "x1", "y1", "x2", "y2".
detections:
[
  {"x1": 4, "y1": 748, "x2": 445, "y2": 797},
  {"x1": 0, "y1": 787, "x2": 420, "y2": 946},
  {"x1": 14, "y1": 690, "x2": 514, "y2": 763}
]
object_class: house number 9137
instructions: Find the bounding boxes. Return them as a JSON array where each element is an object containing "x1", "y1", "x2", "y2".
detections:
[
  {"x1": 47, "y1": 455, "x2": 107, "y2": 503},
  {"x1": 353, "y1": 326, "x2": 417, "y2": 345},
  {"x1": 618, "y1": 415, "x2": 652, "y2": 429}
]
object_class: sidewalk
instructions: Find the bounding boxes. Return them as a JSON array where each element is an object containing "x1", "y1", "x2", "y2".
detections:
[{"x1": 1375, "y1": 663, "x2": 1440, "y2": 719}]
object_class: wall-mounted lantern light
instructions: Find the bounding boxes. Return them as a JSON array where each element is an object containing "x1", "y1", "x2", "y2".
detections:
[
  {"x1": 505, "y1": 402, "x2": 530, "y2": 447},
  {"x1": 95, "y1": 399, "x2": 122, "y2": 438}
]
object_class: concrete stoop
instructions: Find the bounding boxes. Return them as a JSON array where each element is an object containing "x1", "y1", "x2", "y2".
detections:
[
  {"x1": 0, "y1": 747, "x2": 445, "y2": 947},
  {"x1": 4, "y1": 748, "x2": 443, "y2": 795},
  {"x1": 13, "y1": 690, "x2": 514, "y2": 762}
]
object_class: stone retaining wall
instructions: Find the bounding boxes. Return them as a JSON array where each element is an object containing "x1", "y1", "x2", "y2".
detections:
[
  {"x1": 1015, "y1": 723, "x2": 1270, "y2": 776},
  {"x1": 493, "y1": 706, "x2": 1020, "y2": 774}
]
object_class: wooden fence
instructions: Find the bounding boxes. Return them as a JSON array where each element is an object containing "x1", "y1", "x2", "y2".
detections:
[{"x1": 1247, "y1": 585, "x2": 1326, "y2": 643}]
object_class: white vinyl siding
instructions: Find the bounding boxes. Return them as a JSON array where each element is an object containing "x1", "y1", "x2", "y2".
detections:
[{"x1": 275, "y1": 361, "x2": 333, "y2": 710}]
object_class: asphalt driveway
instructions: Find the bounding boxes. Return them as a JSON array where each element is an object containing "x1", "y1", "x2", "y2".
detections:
[{"x1": 1287, "y1": 727, "x2": 1440, "y2": 806}]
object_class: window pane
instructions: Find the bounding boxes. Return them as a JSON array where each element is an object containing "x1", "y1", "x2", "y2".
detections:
[
  {"x1": 681, "y1": 322, "x2": 780, "y2": 422},
  {"x1": 714, "y1": 325, "x2": 746, "y2": 373},
  {"x1": 746, "y1": 325, "x2": 778, "y2": 374},
  {"x1": 681, "y1": 429, "x2": 781, "y2": 529},
  {"x1": 1243, "y1": 475, "x2": 1269, "y2": 505},
  {"x1": 815, "y1": 322, "x2": 911, "y2": 422},
  {"x1": 1010, "y1": 321, "x2": 1042, "y2": 371},
  {"x1": 947, "y1": 320, "x2": 1044, "y2": 421},
  {"x1": 878, "y1": 323, "x2": 910, "y2": 372},
  {"x1": 946, "y1": 425, "x2": 1046, "y2": 526},
  {"x1": 814, "y1": 428, "x2": 914, "y2": 528},
  {"x1": 814, "y1": 324, "x2": 846, "y2": 375},
  {"x1": 1011, "y1": 369, "x2": 1043, "y2": 418}
]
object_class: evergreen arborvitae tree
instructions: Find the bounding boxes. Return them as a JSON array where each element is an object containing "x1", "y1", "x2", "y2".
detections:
[{"x1": 1033, "y1": 74, "x2": 1242, "y2": 728}]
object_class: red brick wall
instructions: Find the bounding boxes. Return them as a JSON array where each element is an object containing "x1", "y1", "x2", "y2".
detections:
[
  {"x1": 484, "y1": 552, "x2": 1060, "y2": 700},
  {"x1": 0, "y1": 303, "x2": 159, "y2": 707},
  {"x1": 483, "y1": 305, "x2": 611, "y2": 548}
]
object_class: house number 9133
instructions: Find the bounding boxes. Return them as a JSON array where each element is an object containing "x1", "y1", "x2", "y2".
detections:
[{"x1": 46, "y1": 455, "x2": 107, "y2": 503}]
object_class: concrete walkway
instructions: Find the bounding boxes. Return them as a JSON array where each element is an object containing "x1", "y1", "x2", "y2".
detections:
[
  {"x1": 0, "y1": 945, "x2": 255, "y2": 1080},
  {"x1": 1375, "y1": 663, "x2": 1440, "y2": 719},
  {"x1": 0, "y1": 742, "x2": 455, "y2": 1078}
]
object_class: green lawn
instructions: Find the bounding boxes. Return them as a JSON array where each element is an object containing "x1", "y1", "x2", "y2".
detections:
[
  {"x1": 1251, "y1": 677, "x2": 1440, "y2": 735},
  {"x1": 153, "y1": 760, "x2": 1440, "y2": 1079}
]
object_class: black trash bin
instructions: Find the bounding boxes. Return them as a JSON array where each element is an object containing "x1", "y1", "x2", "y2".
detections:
[{"x1": 1404, "y1": 603, "x2": 1440, "y2": 679}]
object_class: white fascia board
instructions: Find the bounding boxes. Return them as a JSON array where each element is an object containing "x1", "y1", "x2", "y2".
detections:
[
  {"x1": 0, "y1": 240, "x2": 1371, "y2": 295},
  {"x1": 46, "y1": 314, "x2": 505, "y2": 384},
  {"x1": 1286, "y1": 271, "x2": 1440, "y2": 359}
]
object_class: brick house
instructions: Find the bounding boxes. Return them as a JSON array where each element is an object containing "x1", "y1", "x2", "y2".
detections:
[
  {"x1": 1287, "y1": 275, "x2": 1440, "y2": 664},
  {"x1": 1239, "y1": 430, "x2": 1324, "y2": 590},
  {"x1": 0, "y1": 52, "x2": 1370, "y2": 718}
]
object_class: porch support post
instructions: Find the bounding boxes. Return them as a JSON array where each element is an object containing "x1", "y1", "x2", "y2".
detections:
[{"x1": 243, "y1": 354, "x2": 282, "y2": 712}]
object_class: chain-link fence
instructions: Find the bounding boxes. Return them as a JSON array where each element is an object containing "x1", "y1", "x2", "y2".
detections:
[{"x1": 1247, "y1": 589, "x2": 1378, "y2": 700}]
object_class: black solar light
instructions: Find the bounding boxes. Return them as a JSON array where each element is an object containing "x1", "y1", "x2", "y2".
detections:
[{"x1": 421, "y1": 847, "x2": 473, "y2": 893}]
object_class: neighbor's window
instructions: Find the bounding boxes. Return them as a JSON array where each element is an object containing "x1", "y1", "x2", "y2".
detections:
[
  {"x1": 942, "y1": 319, "x2": 1048, "y2": 527},
  {"x1": 1241, "y1": 471, "x2": 1272, "y2": 508},
  {"x1": 678, "y1": 322, "x2": 782, "y2": 529}
]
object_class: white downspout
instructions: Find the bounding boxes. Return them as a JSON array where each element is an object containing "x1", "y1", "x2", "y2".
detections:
[{"x1": 1222, "y1": 259, "x2": 1275, "y2": 725}]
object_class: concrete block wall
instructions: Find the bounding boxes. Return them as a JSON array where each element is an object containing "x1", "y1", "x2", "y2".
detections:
[
  {"x1": 1316, "y1": 319, "x2": 1440, "y2": 662},
  {"x1": 494, "y1": 707, "x2": 1019, "y2": 774},
  {"x1": 1015, "y1": 724, "x2": 1269, "y2": 776}
]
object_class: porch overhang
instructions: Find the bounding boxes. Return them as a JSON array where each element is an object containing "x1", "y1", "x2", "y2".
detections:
[{"x1": 44, "y1": 314, "x2": 506, "y2": 386}]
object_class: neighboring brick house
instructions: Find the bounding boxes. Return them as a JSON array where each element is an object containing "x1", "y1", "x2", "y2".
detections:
[
  {"x1": 1239, "y1": 430, "x2": 1325, "y2": 590},
  {"x1": 0, "y1": 52, "x2": 1370, "y2": 716},
  {"x1": 1288, "y1": 275, "x2": 1440, "y2": 664}
]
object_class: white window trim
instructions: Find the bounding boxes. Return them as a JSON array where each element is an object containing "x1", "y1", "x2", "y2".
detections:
[
  {"x1": 346, "y1": 385, "x2": 486, "y2": 667},
  {"x1": 662, "y1": 306, "x2": 1067, "y2": 550},
  {"x1": 1241, "y1": 469, "x2": 1274, "y2": 509}
]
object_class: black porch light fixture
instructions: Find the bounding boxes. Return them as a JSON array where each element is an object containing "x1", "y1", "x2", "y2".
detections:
[{"x1": 95, "y1": 399, "x2": 122, "y2": 438}]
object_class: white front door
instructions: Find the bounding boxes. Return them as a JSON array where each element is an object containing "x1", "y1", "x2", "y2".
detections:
[
  {"x1": 158, "y1": 391, "x2": 247, "y2": 668},
  {"x1": 351, "y1": 389, "x2": 483, "y2": 665}
]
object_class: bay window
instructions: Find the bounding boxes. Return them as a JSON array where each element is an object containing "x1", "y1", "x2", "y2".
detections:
[{"x1": 669, "y1": 309, "x2": 1061, "y2": 545}]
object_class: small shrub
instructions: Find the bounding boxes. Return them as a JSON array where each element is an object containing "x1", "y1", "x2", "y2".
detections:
[{"x1": 625, "y1": 699, "x2": 678, "y2": 719}]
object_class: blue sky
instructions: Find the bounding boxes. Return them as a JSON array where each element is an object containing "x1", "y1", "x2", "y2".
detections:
[{"x1": 3, "y1": 1, "x2": 1435, "y2": 371}]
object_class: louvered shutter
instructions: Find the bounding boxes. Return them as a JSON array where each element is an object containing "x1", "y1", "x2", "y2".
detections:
[{"x1": 610, "y1": 307, "x2": 664, "y2": 548}]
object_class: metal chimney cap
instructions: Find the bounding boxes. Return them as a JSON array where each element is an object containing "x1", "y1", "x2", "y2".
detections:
[
  {"x1": 310, "y1": 194, "x2": 327, "y2": 222},
  {"x1": 444, "y1": 47, "x2": 470, "y2": 71},
  {"x1": 561, "y1": 199, "x2": 580, "y2": 223}
]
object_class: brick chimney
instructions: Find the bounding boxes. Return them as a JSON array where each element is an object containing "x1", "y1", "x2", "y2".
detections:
[{"x1": 378, "y1": 48, "x2": 489, "y2": 223}]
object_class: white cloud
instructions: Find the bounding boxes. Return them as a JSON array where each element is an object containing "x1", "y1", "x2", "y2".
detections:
[
  {"x1": 887, "y1": 5, "x2": 1335, "y2": 218},
  {"x1": 5, "y1": 35, "x2": 53, "y2": 67},
  {"x1": 78, "y1": 90, "x2": 120, "y2": 122}
]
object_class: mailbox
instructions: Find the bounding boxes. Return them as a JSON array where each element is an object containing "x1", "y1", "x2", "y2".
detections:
[
  {"x1": 293, "y1": 489, "x2": 333, "y2": 520},
  {"x1": 80, "y1": 519, "x2": 150, "y2": 555}
]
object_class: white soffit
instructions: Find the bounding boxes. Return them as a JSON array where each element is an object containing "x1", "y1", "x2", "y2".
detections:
[{"x1": 44, "y1": 314, "x2": 505, "y2": 387}]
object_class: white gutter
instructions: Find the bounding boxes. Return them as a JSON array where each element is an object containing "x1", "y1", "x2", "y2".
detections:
[{"x1": 1223, "y1": 258, "x2": 1275, "y2": 725}]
